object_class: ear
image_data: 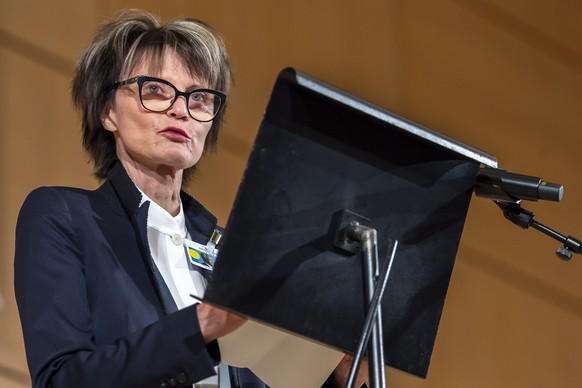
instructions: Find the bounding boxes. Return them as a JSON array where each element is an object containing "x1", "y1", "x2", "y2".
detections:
[{"x1": 100, "y1": 103, "x2": 118, "y2": 133}]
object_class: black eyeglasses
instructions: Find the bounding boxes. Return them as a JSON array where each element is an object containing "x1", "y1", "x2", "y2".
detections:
[{"x1": 113, "y1": 75, "x2": 227, "y2": 122}]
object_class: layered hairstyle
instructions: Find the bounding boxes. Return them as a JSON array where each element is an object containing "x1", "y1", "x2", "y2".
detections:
[{"x1": 72, "y1": 9, "x2": 232, "y2": 183}]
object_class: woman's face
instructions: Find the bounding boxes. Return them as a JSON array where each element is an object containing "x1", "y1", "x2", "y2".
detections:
[{"x1": 101, "y1": 50, "x2": 213, "y2": 178}]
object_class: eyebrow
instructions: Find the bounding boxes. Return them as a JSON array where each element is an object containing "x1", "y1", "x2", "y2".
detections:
[{"x1": 146, "y1": 74, "x2": 210, "y2": 91}]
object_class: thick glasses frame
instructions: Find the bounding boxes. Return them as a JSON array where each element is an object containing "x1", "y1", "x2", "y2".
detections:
[{"x1": 113, "y1": 75, "x2": 227, "y2": 122}]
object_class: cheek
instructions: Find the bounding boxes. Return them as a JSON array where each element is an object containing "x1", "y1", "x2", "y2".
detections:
[
  {"x1": 196, "y1": 125, "x2": 213, "y2": 146},
  {"x1": 104, "y1": 105, "x2": 135, "y2": 135}
]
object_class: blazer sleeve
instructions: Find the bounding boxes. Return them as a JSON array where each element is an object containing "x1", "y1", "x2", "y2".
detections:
[{"x1": 14, "y1": 187, "x2": 216, "y2": 388}]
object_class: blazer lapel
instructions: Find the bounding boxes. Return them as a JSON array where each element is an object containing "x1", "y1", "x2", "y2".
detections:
[{"x1": 97, "y1": 162, "x2": 169, "y2": 316}]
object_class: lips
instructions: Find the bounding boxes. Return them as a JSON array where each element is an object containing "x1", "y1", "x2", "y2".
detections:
[{"x1": 160, "y1": 127, "x2": 191, "y2": 140}]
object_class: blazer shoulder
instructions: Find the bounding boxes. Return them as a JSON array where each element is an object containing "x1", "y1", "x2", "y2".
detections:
[
  {"x1": 18, "y1": 186, "x2": 99, "y2": 221},
  {"x1": 21, "y1": 185, "x2": 92, "y2": 207}
]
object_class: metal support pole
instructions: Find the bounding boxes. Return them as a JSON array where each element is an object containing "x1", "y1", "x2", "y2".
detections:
[{"x1": 346, "y1": 223, "x2": 385, "y2": 388}]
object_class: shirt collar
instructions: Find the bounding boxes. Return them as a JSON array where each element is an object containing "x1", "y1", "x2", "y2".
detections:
[{"x1": 139, "y1": 189, "x2": 187, "y2": 238}]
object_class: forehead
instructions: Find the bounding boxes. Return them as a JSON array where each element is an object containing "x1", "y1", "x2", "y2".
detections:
[{"x1": 127, "y1": 49, "x2": 208, "y2": 86}]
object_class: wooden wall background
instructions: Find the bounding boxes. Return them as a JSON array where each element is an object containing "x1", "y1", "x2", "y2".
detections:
[{"x1": 1, "y1": 1, "x2": 581, "y2": 387}]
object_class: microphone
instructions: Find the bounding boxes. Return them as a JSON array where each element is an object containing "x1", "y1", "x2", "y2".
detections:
[{"x1": 475, "y1": 167, "x2": 563, "y2": 203}]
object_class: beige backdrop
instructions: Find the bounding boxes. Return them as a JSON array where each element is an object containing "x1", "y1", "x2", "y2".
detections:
[{"x1": 1, "y1": 1, "x2": 582, "y2": 387}]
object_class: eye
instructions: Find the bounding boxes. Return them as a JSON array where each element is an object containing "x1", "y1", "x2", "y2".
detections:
[
  {"x1": 147, "y1": 84, "x2": 160, "y2": 94},
  {"x1": 141, "y1": 81, "x2": 172, "y2": 98},
  {"x1": 189, "y1": 92, "x2": 215, "y2": 115},
  {"x1": 190, "y1": 92, "x2": 208, "y2": 103}
]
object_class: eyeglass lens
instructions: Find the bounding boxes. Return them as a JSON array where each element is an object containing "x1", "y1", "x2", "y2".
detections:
[{"x1": 140, "y1": 79, "x2": 221, "y2": 122}]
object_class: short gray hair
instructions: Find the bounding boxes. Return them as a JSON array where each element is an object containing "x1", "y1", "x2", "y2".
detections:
[{"x1": 72, "y1": 9, "x2": 232, "y2": 183}]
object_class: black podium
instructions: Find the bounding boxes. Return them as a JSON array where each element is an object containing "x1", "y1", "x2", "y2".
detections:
[{"x1": 205, "y1": 68, "x2": 497, "y2": 378}]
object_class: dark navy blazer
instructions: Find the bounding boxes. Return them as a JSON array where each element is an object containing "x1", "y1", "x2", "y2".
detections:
[{"x1": 15, "y1": 161, "x2": 266, "y2": 388}]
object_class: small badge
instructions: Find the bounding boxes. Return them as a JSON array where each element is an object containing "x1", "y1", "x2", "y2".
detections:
[{"x1": 184, "y1": 238, "x2": 217, "y2": 270}]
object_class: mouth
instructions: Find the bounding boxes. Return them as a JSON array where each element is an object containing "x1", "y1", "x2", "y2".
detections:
[{"x1": 160, "y1": 127, "x2": 191, "y2": 140}]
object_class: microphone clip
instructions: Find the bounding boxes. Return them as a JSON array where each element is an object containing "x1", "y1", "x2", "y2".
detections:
[{"x1": 474, "y1": 168, "x2": 579, "y2": 261}]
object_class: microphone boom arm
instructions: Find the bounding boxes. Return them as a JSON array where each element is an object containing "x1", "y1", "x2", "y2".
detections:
[{"x1": 496, "y1": 202, "x2": 582, "y2": 261}]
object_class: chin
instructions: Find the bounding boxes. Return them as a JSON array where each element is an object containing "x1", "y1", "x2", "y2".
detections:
[{"x1": 163, "y1": 152, "x2": 200, "y2": 170}]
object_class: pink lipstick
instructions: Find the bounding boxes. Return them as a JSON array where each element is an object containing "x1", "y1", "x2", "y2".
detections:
[{"x1": 160, "y1": 127, "x2": 191, "y2": 140}]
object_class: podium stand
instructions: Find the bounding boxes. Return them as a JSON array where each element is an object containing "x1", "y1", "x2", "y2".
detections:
[{"x1": 204, "y1": 68, "x2": 497, "y2": 379}]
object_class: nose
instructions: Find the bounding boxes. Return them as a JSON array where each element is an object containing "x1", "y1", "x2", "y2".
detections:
[{"x1": 167, "y1": 95, "x2": 189, "y2": 119}]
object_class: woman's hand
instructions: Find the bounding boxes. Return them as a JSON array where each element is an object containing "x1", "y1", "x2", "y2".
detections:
[
  {"x1": 197, "y1": 303, "x2": 247, "y2": 343},
  {"x1": 330, "y1": 354, "x2": 368, "y2": 387}
]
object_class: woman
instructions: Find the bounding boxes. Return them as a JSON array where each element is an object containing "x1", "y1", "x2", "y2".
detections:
[{"x1": 14, "y1": 9, "x2": 366, "y2": 388}]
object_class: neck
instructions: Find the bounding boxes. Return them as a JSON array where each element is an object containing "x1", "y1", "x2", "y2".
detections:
[{"x1": 121, "y1": 159, "x2": 183, "y2": 216}]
